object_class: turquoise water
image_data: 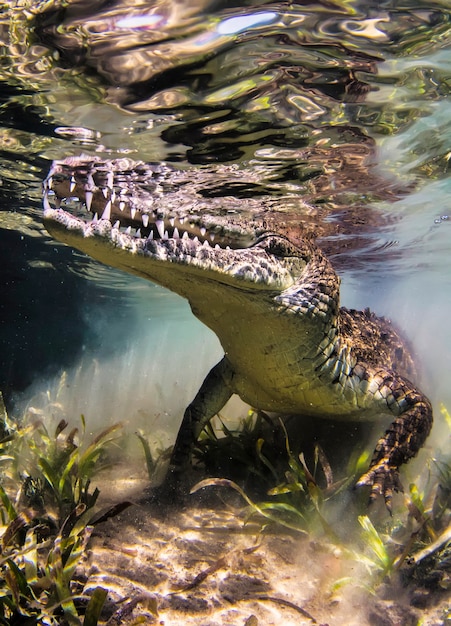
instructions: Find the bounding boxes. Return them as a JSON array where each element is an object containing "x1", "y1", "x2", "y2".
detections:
[{"x1": 0, "y1": 1, "x2": 450, "y2": 458}]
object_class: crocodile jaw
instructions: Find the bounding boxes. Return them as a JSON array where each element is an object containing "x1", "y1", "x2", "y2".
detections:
[
  {"x1": 43, "y1": 202, "x2": 302, "y2": 294},
  {"x1": 42, "y1": 157, "x2": 312, "y2": 297},
  {"x1": 43, "y1": 155, "x2": 266, "y2": 249}
]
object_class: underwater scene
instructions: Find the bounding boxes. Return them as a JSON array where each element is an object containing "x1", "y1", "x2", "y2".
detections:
[{"x1": 0, "y1": 0, "x2": 451, "y2": 624}]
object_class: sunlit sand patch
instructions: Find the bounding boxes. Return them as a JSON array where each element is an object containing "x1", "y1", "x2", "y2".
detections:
[
  {"x1": 82, "y1": 499, "x2": 326, "y2": 625},
  {"x1": 74, "y1": 477, "x2": 394, "y2": 626}
]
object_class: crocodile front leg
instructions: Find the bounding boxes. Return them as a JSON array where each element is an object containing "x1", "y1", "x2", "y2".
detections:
[
  {"x1": 357, "y1": 371, "x2": 433, "y2": 511},
  {"x1": 162, "y1": 357, "x2": 235, "y2": 495}
]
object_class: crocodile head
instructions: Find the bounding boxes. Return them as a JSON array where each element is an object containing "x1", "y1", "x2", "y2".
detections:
[
  {"x1": 42, "y1": 157, "x2": 320, "y2": 335},
  {"x1": 42, "y1": 155, "x2": 271, "y2": 249}
]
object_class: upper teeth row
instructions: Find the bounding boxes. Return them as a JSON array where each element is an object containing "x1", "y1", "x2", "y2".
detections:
[
  {"x1": 111, "y1": 218, "x2": 223, "y2": 249},
  {"x1": 44, "y1": 185, "x2": 218, "y2": 245}
]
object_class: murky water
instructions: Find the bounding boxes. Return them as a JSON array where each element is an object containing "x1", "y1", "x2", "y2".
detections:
[{"x1": 0, "y1": 1, "x2": 450, "y2": 461}]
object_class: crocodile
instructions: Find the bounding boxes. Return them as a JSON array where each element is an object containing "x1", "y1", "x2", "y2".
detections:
[{"x1": 42, "y1": 156, "x2": 433, "y2": 510}]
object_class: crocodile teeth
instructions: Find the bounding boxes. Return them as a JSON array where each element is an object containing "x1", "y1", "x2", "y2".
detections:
[
  {"x1": 135, "y1": 228, "x2": 141, "y2": 238},
  {"x1": 125, "y1": 226, "x2": 131, "y2": 235},
  {"x1": 93, "y1": 213, "x2": 99, "y2": 222},
  {"x1": 131, "y1": 207, "x2": 136, "y2": 219},
  {"x1": 169, "y1": 217, "x2": 175, "y2": 227},
  {"x1": 119, "y1": 201, "x2": 125, "y2": 211},
  {"x1": 202, "y1": 239, "x2": 210, "y2": 248},
  {"x1": 200, "y1": 227, "x2": 206, "y2": 237},
  {"x1": 101, "y1": 201, "x2": 111, "y2": 221},
  {"x1": 148, "y1": 230, "x2": 154, "y2": 240},
  {"x1": 173, "y1": 227, "x2": 180, "y2": 239},
  {"x1": 107, "y1": 172, "x2": 113, "y2": 188},
  {"x1": 179, "y1": 217, "x2": 185, "y2": 224},
  {"x1": 102, "y1": 188, "x2": 108, "y2": 198},
  {"x1": 210, "y1": 233, "x2": 215, "y2": 242},
  {"x1": 163, "y1": 230, "x2": 169, "y2": 240},
  {"x1": 113, "y1": 220, "x2": 120, "y2": 229},
  {"x1": 87, "y1": 174, "x2": 94, "y2": 189},
  {"x1": 156, "y1": 219, "x2": 165, "y2": 238},
  {"x1": 182, "y1": 231, "x2": 189, "y2": 240},
  {"x1": 70, "y1": 176, "x2": 76, "y2": 192},
  {"x1": 47, "y1": 176, "x2": 53, "y2": 190},
  {"x1": 142, "y1": 214, "x2": 149, "y2": 228},
  {"x1": 85, "y1": 190, "x2": 93, "y2": 210}
]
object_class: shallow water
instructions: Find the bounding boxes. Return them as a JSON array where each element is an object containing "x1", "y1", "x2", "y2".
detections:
[{"x1": 0, "y1": 1, "x2": 450, "y2": 475}]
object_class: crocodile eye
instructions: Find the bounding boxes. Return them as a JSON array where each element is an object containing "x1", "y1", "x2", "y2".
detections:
[
  {"x1": 254, "y1": 234, "x2": 303, "y2": 259},
  {"x1": 267, "y1": 240, "x2": 295, "y2": 257}
]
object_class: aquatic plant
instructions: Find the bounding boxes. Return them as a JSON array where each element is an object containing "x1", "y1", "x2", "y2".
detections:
[
  {"x1": 193, "y1": 410, "x2": 284, "y2": 488},
  {"x1": 192, "y1": 410, "x2": 367, "y2": 535},
  {"x1": 0, "y1": 391, "x2": 121, "y2": 625},
  {"x1": 192, "y1": 404, "x2": 451, "y2": 596}
]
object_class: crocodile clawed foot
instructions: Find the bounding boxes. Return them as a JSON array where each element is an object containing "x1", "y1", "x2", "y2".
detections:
[{"x1": 356, "y1": 460, "x2": 404, "y2": 513}]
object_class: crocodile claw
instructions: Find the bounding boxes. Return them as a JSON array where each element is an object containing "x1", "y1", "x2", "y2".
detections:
[{"x1": 356, "y1": 460, "x2": 404, "y2": 513}]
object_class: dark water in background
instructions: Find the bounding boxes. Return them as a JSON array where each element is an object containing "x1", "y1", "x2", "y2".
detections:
[{"x1": 0, "y1": 1, "x2": 450, "y2": 453}]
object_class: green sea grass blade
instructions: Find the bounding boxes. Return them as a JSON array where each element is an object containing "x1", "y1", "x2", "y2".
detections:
[{"x1": 83, "y1": 587, "x2": 107, "y2": 626}]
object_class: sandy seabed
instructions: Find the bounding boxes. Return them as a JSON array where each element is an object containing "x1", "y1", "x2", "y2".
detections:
[{"x1": 77, "y1": 476, "x2": 451, "y2": 626}]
